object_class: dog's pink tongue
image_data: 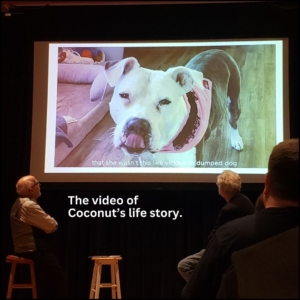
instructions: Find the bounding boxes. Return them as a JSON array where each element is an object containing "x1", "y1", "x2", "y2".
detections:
[{"x1": 125, "y1": 134, "x2": 145, "y2": 148}]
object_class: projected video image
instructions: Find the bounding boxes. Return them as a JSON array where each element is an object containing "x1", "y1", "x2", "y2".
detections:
[{"x1": 44, "y1": 40, "x2": 284, "y2": 176}]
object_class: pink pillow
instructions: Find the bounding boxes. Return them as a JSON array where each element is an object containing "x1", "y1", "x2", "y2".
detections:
[{"x1": 58, "y1": 64, "x2": 102, "y2": 83}]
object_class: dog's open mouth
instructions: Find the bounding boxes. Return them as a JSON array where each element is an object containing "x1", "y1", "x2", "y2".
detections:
[
  {"x1": 121, "y1": 133, "x2": 147, "y2": 154},
  {"x1": 119, "y1": 118, "x2": 152, "y2": 155}
]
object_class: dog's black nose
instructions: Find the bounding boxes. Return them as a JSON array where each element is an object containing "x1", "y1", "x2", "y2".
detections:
[{"x1": 125, "y1": 118, "x2": 150, "y2": 136}]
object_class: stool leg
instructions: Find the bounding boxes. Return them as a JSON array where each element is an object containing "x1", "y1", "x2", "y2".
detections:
[
  {"x1": 89, "y1": 262, "x2": 98, "y2": 299},
  {"x1": 6, "y1": 262, "x2": 16, "y2": 299},
  {"x1": 115, "y1": 261, "x2": 121, "y2": 299},
  {"x1": 95, "y1": 262, "x2": 102, "y2": 299},
  {"x1": 29, "y1": 263, "x2": 37, "y2": 299},
  {"x1": 110, "y1": 262, "x2": 117, "y2": 299}
]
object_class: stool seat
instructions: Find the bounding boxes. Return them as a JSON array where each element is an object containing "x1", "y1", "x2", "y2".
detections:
[
  {"x1": 6, "y1": 255, "x2": 35, "y2": 265},
  {"x1": 6, "y1": 254, "x2": 37, "y2": 299},
  {"x1": 89, "y1": 255, "x2": 122, "y2": 299}
]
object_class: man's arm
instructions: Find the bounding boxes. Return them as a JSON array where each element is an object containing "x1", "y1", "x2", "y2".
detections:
[
  {"x1": 181, "y1": 233, "x2": 222, "y2": 299},
  {"x1": 182, "y1": 224, "x2": 238, "y2": 299},
  {"x1": 207, "y1": 208, "x2": 232, "y2": 241},
  {"x1": 19, "y1": 201, "x2": 58, "y2": 233}
]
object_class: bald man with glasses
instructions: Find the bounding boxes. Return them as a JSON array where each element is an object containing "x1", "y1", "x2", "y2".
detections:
[{"x1": 10, "y1": 175, "x2": 68, "y2": 299}]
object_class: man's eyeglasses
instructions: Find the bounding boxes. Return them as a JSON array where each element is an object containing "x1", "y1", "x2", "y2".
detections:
[{"x1": 29, "y1": 181, "x2": 41, "y2": 190}]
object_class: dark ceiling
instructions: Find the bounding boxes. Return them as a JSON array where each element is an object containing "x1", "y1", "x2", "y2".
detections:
[{"x1": 1, "y1": 1, "x2": 298, "y2": 14}]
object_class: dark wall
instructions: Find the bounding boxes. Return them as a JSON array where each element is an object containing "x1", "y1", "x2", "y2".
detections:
[{"x1": 1, "y1": 2, "x2": 298, "y2": 299}]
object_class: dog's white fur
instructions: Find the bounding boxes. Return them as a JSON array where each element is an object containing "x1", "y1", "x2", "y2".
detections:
[{"x1": 104, "y1": 56, "x2": 243, "y2": 167}]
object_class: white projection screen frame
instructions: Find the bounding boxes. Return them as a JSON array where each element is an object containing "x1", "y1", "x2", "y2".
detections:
[{"x1": 30, "y1": 39, "x2": 289, "y2": 183}]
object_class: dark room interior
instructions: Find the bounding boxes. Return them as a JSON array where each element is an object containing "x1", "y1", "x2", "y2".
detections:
[{"x1": 1, "y1": 1, "x2": 298, "y2": 299}]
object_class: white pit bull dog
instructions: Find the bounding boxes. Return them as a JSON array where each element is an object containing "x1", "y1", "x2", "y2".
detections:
[{"x1": 103, "y1": 49, "x2": 244, "y2": 167}]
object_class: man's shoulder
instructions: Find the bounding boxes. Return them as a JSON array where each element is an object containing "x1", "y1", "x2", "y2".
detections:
[
  {"x1": 217, "y1": 214, "x2": 255, "y2": 236},
  {"x1": 230, "y1": 193, "x2": 255, "y2": 211},
  {"x1": 224, "y1": 193, "x2": 254, "y2": 211},
  {"x1": 18, "y1": 197, "x2": 39, "y2": 208},
  {"x1": 230, "y1": 226, "x2": 299, "y2": 299},
  {"x1": 226, "y1": 213, "x2": 255, "y2": 226},
  {"x1": 234, "y1": 226, "x2": 299, "y2": 258},
  {"x1": 234, "y1": 192, "x2": 252, "y2": 203}
]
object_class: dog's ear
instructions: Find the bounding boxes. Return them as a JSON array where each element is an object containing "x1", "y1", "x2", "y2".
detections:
[
  {"x1": 166, "y1": 67, "x2": 204, "y2": 93},
  {"x1": 104, "y1": 57, "x2": 140, "y2": 87}
]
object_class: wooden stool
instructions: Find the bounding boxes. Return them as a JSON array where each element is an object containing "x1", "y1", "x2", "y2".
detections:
[
  {"x1": 89, "y1": 255, "x2": 122, "y2": 299},
  {"x1": 6, "y1": 255, "x2": 37, "y2": 299}
]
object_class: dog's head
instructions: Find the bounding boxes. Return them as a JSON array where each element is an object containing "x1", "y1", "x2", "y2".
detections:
[{"x1": 104, "y1": 57, "x2": 206, "y2": 155}]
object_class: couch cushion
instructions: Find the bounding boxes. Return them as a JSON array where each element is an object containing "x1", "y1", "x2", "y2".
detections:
[{"x1": 58, "y1": 64, "x2": 103, "y2": 84}]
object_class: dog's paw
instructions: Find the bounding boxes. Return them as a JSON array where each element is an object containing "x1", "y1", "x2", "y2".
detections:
[
  {"x1": 231, "y1": 139, "x2": 244, "y2": 151},
  {"x1": 230, "y1": 127, "x2": 244, "y2": 151}
]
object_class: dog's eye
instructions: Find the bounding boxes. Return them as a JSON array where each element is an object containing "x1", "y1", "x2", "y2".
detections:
[
  {"x1": 119, "y1": 93, "x2": 130, "y2": 99},
  {"x1": 159, "y1": 99, "x2": 171, "y2": 106}
]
